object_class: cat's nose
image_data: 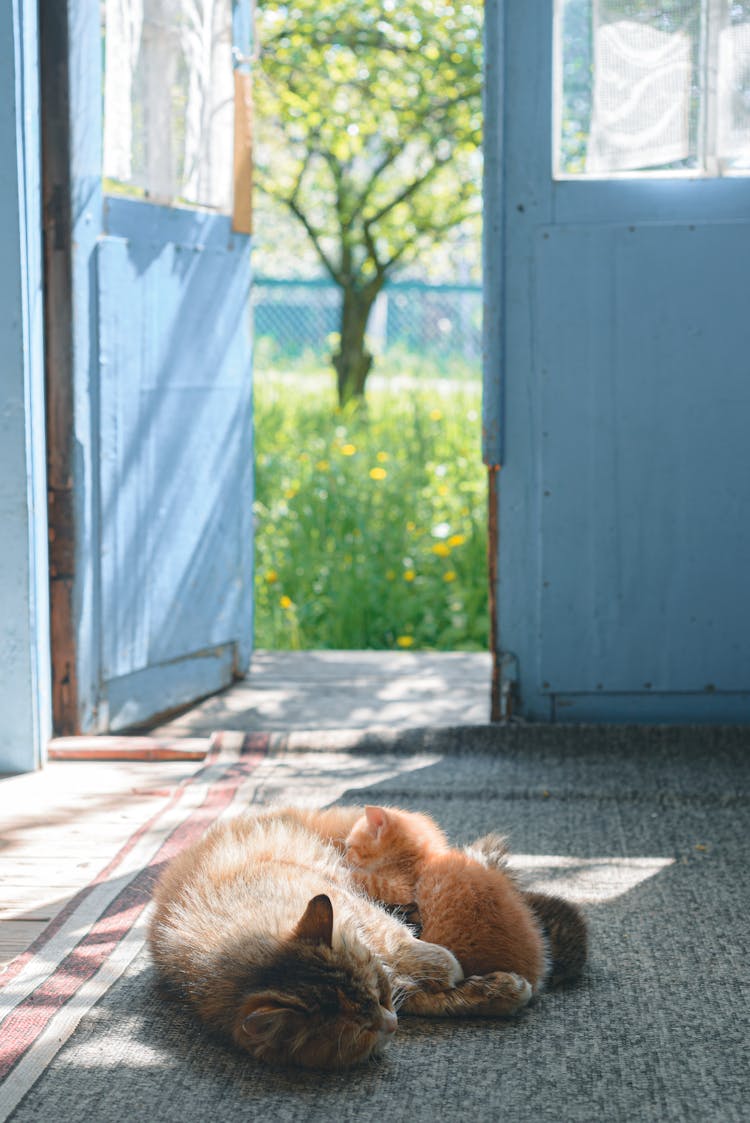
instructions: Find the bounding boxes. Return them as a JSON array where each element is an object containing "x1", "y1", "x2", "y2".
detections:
[{"x1": 379, "y1": 1008, "x2": 398, "y2": 1035}]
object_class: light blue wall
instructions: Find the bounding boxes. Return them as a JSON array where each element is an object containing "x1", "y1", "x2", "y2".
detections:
[{"x1": 0, "y1": 0, "x2": 51, "y2": 770}]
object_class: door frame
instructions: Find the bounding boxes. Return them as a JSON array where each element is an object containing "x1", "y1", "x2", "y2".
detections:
[
  {"x1": 0, "y1": 0, "x2": 52, "y2": 772},
  {"x1": 41, "y1": 0, "x2": 107, "y2": 735}
]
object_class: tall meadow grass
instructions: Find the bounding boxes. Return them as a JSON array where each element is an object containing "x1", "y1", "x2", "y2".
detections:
[{"x1": 253, "y1": 373, "x2": 488, "y2": 650}]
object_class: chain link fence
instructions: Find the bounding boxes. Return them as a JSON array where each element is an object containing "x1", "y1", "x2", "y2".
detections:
[{"x1": 253, "y1": 278, "x2": 482, "y2": 378}]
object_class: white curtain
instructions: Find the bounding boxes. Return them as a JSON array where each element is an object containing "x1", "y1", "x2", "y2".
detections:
[
  {"x1": 587, "y1": 8, "x2": 693, "y2": 173},
  {"x1": 103, "y1": 0, "x2": 234, "y2": 210},
  {"x1": 719, "y1": 16, "x2": 750, "y2": 170}
]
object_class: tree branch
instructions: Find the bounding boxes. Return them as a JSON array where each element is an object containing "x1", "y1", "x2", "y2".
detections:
[
  {"x1": 286, "y1": 199, "x2": 342, "y2": 284},
  {"x1": 364, "y1": 154, "x2": 448, "y2": 230}
]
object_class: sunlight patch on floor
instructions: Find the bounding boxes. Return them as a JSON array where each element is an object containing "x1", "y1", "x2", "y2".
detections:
[{"x1": 509, "y1": 855, "x2": 675, "y2": 903}]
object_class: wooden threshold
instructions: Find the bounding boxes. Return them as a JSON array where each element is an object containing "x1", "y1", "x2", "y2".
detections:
[{"x1": 47, "y1": 736, "x2": 211, "y2": 761}]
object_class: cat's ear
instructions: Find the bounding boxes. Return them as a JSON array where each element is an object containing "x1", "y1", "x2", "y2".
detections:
[
  {"x1": 240, "y1": 1002, "x2": 288, "y2": 1041},
  {"x1": 293, "y1": 893, "x2": 334, "y2": 947},
  {"x1": 364, "y1": 805, "x2": 388, "y2": 837}
]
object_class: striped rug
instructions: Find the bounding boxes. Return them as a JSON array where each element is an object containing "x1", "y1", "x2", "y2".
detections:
[{"x1": 1, "y1": 726, "x2": 747, "y2": 1123}]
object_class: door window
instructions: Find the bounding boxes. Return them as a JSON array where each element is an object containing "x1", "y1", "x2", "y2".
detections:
[
  {"x1": 102, "y1": 0, "x2": 234, "y2": 208},
  {"x1": 555, "y1": 1, "x2": 750, "y2": 176}
]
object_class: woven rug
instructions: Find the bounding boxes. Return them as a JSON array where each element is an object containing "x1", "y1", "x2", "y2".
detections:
[{"x1": 1, "y1": 725, "x2": 748, "y2": 1122}]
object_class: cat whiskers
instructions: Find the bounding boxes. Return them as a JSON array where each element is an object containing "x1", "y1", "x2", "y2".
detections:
[{"x1": 389, "y1": 980, "x2": 412, "y2": 1010}]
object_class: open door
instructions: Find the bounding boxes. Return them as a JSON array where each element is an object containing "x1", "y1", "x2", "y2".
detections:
[
  {"x1": 485, "y1": 1, "x2": 750, "y2": 721},
  {"x1": 42, "y1": 1, "x2": 254, "y2": 734}
]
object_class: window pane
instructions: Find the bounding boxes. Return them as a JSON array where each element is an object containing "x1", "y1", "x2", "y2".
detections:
[
  {"x1": 555, "y1": 1, "x2": 750, "y2": 176},
  {"x1": 719, "y1": 3, "x2": 750, "y2": 170},
  {"x1": 103, "y1": 0, "x2": 234, "y2": 210}
]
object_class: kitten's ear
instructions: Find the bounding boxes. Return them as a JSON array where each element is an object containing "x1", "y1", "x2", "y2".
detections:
[
  {"x1": 364, "y1": 805, "x2": 388, "y2": 837},
  {"x1": 293, "y1": 893, "x2": 334, "y2": 947}
]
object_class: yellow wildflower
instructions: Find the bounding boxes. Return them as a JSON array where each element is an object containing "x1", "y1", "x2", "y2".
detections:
[
  {"x1": 369, "y1": 467, "x2": 387, "y2": 480},
  {"x1": 430, "y1": 408, "x2": 443, "y2": 421},
  {"x1": 279, "y1": 595, "x2": 293, "y2": 609},
  {"x1": 265, "y1": 570, "x2": 279, "y2": 584},
  {"x1": 406, "y1": 521, "x2": 416, "y2": 532},
  {"x1": 403, "y1": 569, "x2": 416, "y2": 582},
  {"x1": 432, "y1": 543, "x2": 451, "y2": 558},
  {"x1": 396, "y1": 635, "x2": 415, "y2": 648},
  {"x1": 438, "y1": 485, "x2": 449, "y2": 497},
  {"x1": 316, "y1": 459, "x2": 330, "y2": 471},
  {"x1": 340, "y1": 443, "x2": 357, "y2": 456},
  {"x1": 448, "y1": 534, "x2": 466, "y2": 548},
  {"x1": 376, "y1": 451, "x2": 389, "y2": 463},
  {"x1": 443, "y1": 571, "x2": 457, "y2": 583}
]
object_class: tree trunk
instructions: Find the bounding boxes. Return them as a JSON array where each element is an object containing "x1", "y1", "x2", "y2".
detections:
[{"x1": 332, "y1": 284, "x2": 380, "y2": 407}]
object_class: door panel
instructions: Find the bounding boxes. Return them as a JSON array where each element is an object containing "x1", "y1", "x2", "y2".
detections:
[
  {"x1": 536, "y1": 222, "x2": 750, "y2": 695},
  {"x1": 97, "y1": 219, "x2": 252, "y2": 725}
]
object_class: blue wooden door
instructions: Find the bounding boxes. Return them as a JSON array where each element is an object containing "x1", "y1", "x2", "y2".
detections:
[
  {"x1": 44, "y1": 1, "x2": 253, "y2": 733},
  {"x1": 484, "y1": 1, "x2": 750, "y2": 722}
]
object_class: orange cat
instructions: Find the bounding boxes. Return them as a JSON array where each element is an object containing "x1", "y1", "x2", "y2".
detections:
[{"x1": 345, "y1": 805, "x2": 548, "y2": 992}]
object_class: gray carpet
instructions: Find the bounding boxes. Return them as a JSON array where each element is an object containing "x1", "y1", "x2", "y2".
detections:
[{"x1": 7, "y1": 726, "x2": 749, "y2": 1123}]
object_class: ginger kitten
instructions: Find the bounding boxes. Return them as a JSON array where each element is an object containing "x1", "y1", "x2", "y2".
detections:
[
  {"x1": 278, "y1": 805, "x2": 587, "y2": 985},
  {"x1": 345, "y1": 805, "x2": 548, "y2": 991}
]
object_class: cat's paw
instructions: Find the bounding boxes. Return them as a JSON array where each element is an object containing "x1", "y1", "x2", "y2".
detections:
[
  {"x1": 399, "y1": 970, "x2": 532, "y2": 1018},
  {"x1": 427, "y1": 943, "x2": 464, "y2": 987},
  {"x1": 403, "y1": 939, "x2": 464, "y2": 989},
  {"x1": 463, "y1": 971, "x2": 532, "y2": 1013}
]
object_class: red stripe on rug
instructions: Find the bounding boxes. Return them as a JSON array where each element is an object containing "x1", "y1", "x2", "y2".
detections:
[{"x1": 0, "y1": 744, "x2": 265, "y2": 1083}]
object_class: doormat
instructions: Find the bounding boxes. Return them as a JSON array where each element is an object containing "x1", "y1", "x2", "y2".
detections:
[{"x1": 0, "y1": 726, "x2": 747, "y2": 1122}]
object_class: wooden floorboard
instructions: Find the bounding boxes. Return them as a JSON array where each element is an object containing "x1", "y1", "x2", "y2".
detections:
[
  {"x1": 150, "y1": 649, "x2": 492, "y2": 736},
  {"x1": 0, "y1": 651, "x2": 491, "y2": 970}
]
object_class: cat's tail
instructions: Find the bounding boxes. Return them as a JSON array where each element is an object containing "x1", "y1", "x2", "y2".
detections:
[{"x1": 521, "y1": 891, "x2": 588, "y2": 985}]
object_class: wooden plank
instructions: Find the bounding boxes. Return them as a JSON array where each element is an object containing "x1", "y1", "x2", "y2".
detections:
[
  {"x1": 1, "y1": 892, "x2": 75, "y2": 921},
  {"x1": 48, "y1": 736, "x2": 209, "y2": 761},
  {"x1": 39, "y1": 0, "x2": 77, "y2": 743},
  {"x1": 0, "y1": 921, "x2": 48, "y2": 968},
  {"x1": 232, "y1": 68, "x2": 253, "y2": 234}
]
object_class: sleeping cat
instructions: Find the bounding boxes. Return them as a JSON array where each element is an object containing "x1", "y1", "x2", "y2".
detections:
[
  {"x1": 148, "y1": 813, "x2": 533, "y2": 1071},
  {"x1": 345, "y1": 805, "x2": 548, "y2": 991}
]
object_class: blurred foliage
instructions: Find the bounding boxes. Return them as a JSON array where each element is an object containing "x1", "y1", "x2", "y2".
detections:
[
  {"x1": 255, "y1": 0, "x2": 483, "y2": 402},
  {"x1": 254, "y1": 372, "x2": 488, "y2": 650}
]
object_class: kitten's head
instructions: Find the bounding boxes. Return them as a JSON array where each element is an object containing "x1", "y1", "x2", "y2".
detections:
[
  {"x1": 345, "y1": 805, "x2": 447, "y2": 872},
  {"x1": 233, "y1": 894, "x2": 397, "y2": 1070}
]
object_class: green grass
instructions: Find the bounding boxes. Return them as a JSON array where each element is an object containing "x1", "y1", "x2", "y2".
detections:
[{"x1": 253, "y1": 372, "x2": 488, "y2": 651}]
